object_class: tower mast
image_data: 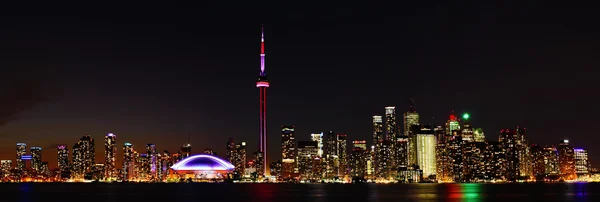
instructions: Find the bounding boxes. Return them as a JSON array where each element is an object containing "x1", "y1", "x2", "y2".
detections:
[{"x1": 256, "y1": 25, "x2": 270, "y2": 176}]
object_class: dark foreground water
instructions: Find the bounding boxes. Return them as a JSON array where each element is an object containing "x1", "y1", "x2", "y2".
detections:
[{"x1": 0, "y1": 183, "x2": 598, "y2": 202}]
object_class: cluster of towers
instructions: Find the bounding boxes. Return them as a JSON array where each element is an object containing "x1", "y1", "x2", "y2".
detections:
[{"x1": 0, "y1": 133, "x2": 194, "y2": 182}]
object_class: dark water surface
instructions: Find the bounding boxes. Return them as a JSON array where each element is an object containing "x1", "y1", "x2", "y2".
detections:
[{"x1": 0, "y1": 183, "x2": 598, "y2": 202}]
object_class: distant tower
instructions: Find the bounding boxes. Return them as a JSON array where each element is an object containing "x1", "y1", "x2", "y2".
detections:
[
  {"x1": 57, "y1": 145, "x2": 69, "y2": 173},
  {"x1": 30, "y1": 146, "x2": 42, "y2": 172},
  {"x1": 256, "y1": 25, "x2": 270, "y2": 176},
  {"x1": 226, "y1": 137, "x2": 236, "y2": 163},
  {"x1": 16, "y1": 143, "x2": 26, "y2": 172},
  {"x1": 122, "y1": 143, "x2": 134, "y2": 180},
  {"x1": 104, "y1": 133, "x2": 117, "y2": 180}
]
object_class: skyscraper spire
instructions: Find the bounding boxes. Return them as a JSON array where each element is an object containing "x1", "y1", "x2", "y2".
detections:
[
  {"x1": 256, "y1": 25, "x2": 270, "y2": 177},
  {"x1": 409, "y1": 98, "x2": 416, "y2": 112}
]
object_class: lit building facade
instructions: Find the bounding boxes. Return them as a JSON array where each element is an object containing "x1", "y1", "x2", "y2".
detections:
[
  {"x1": 16, "y1": 143, "x2": 26, "y2": 172},
  {"x1": 181, "y1": 143, "x2": 192, "y2": 158},
  {"x1": 146, "y1": 144, "x2": 158, "y2": 179},
  {"x1": 57, "y1": 145, "x2": 69, "y2": 173},
  {"x1": 297, "y1": 141, "x2": 318, "y2": 181},
  {"x1": 349, "y1": 146, "x2": 367, "y2": 178},
  {"x1": 415, "y1": 125, "x2": 436, "y2": 178},
  {"x1": 311, "y1": 132, "x2": 324, "y2": 158},
  {"x1": 226, "y1": 137, "x2": 236, "y2": 164},
  {"x1": 558, "y1": 140, "x2": 576, "y2": 180},
  {"x1": 462, "y1": 142, "x2": 486, "y2": 182},
  {"x1": 337, "y1": 133, "x2": 347, "y2": 176},
  {"x1": 325, "y1": 131, "x2": 339, "y2": 178},
  {"x1": 473, "y1": 128, "x2": 485, "y2": 142},
  {"x1": 123, "y1": 142, "x2": 135, "y2": 180},
  {"x1": 574, "y1": 148, "x2": 589, "y2": 174},
  {"x1": 385, "y1": 106, "x2": 396, "y2": 170},
  {"x1": 281, "y1": 126, "x2": 296, "y2": 179},
  {"x1": 0, "y1": 160, "x2": 11, "y2": 178},
  {"x1": 30, "y1": 147, "x2": 42, "y2": 172},
  {"x1": 543, "y1": 145, "x2": 560, "y2": 175},
  {"x1": 104, "y1": 133, "x2": 117, "y2": 180},
  {"x1": 403, "y1": 104, "x2": 419, "y2": 168},
  {"x1": 72, "y1": 135, "x2": 95, "y2": 178},
  {"x1": 372, "y1": 115, "x2": 384, "y2": 177},
  {"x1": 235, "y1": 141, "x2": 247, "y2": 176}
]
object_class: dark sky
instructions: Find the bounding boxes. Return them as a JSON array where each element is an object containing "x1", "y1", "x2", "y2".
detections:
[{"x1": 0, "y1": 1, "x2": 598, "y2": 168}]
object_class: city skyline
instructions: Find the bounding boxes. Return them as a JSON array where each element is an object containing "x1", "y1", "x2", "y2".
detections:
[{"x1": 0, "y1": 2, "x2": 599, "y2": 172}]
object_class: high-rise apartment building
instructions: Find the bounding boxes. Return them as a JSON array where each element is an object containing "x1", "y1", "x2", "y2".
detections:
[
  {"x1": 57, "y1": 145, "x2": 69, "y2": 173},
  {"x1": 235, "y1": 141, "x2": 247, "y2": 175},
  {"x1": 543, "y1": 145, "x2": 560, "y2": 175},
  {"x1": 337, "y1": 133, "x2": 347, "y2": 176},
  {"x1": 297, "y1": 141, "x2": 318, "y2": 181},
  {"x1": 30, "y1": 147, "x2": 42, "y2": 172},
  {"x1": 123, "y1": 142, "x2": 135, "y2": 180},
  {"x1": 281, "y1": 126, "x2": 296, "y2": 179},
  {"x1": 104, "y1": 133, "x2": 117, "y2": 180},
  {"x1": 146, "y1": 144, "x2": 157, "y2": 179},
  {"x1": 16, "y1": 143, "x2": 26, "y2": 172},
  {"x1": 0, "y1": 160, "x2": 11, "y2": 178},
  {"x1": 72, "y1": 135, "x2": 95, "y2": 177}
]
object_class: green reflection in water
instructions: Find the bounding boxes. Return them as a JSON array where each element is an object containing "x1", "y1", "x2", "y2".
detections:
[{"x1": 461, "y1": 183, "x2": 482, "y2": 202}]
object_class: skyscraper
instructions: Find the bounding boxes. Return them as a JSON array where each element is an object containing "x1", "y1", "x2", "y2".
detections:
[
  {"x1": 574, "y1": 148, "x2": 589, "y2": 174},
  {"x1": 473, "y1": 128, "x2": 485, "y2": 142},
  {"x1": 373, "y1": 116, "x2": 384, "y2": 144},
  {"x1": 415, "y1": 125, "x2": 436, "y2": 178},
  {"x1": 311, "y1": 132, "x2": 324, "y2": 158},
  {"x1": 461, "y1": 113, "x2": 474, "y2": 142},
  {"x1": 558, "y1": 140, "x2": 576, "y2": 180},
  {"x1": 445, "y1": 111, "x2": 460, "y2": 136},
  {"x1": 385, "y1": 106, "x2": 397, "y2": 141},
  {"x1": 123, "y1": 142, "x2": 135, "y2": 180},
  {"x1": 372, "y1": 116, "x2": 384, "y2": 176},
  {"x1": 104, "y1": 133, "x2": 117, "y2": 180},
  {"x1": 146, "y1": 144, "x2": 157, "y2": 179},
  {"x1": 235, "y1": 141, "x2": 247, "y2": 175},
  {"x1": 16, "y1": 143, "x2": 26, "y2": 172},
  {"x1": 0, "y1": 160, "x2": 11, "y2": 178},
  {"x1": 30, "y1": 146, "x2": 42, "y2": 172},
  {"x1": 297, "y1": 141, "x2": 318, "y2": 180},
  {"x1": 403, "y1": 102, "x2": 420, "y2": 137},
  {"x1": 57, "y1": 145, "x2": 69, "y2": 173},
  {"x1": 73, "y1": 135, "x2": 95, "y2": 176},
  {"x1": 281, "y1": 125, "x2": 296, "y2": 179},
  {"x1": 325, "y1": 131, "x2": 339, "y2": 179},
  {"x1": 256, "y1": 25, "x2": 270, "y2": 176},
  {"x1": 337, "y1": 133, "x2": 347, "y2": 176},
  {"x1": 181, "y1": 143, "x2": 191, "y2": 159},
  {"x1": 403, "y1": 104, "x2": 419, "y2": 168},
  {"x1": 226, "y1": 137, "x2": 236, "y2": 164}
]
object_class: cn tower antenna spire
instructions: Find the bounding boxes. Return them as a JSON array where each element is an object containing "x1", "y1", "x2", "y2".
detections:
[
  {"x1": 256, "y1": 24, "x2": 270, "y2": 177},
  {"x1": 260, "y1": 24, "x2": 265, "y2": 75}
]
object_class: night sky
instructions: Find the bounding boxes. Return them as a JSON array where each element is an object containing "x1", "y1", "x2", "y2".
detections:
[{"x1": 0, "y1": 1, "x2": 598, "y2": 168}]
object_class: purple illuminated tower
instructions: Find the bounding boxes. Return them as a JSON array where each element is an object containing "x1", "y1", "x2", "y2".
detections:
[{"x1": 256, "y1": 25, "x2": 270, "y2": 176}]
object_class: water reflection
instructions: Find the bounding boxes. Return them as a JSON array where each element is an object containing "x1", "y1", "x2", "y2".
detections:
[{"x1": 444, "y1": 184, "x2": 482, "y2": 202}]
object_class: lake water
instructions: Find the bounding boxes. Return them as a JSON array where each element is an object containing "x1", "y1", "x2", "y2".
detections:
[{"x1": 0, "y1": 183, "x2": 598, "y2": 202}]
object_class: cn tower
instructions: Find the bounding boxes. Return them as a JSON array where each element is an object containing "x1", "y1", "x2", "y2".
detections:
[{"x1": 255, "y1": 25, "x2": 269, "y2": 176}]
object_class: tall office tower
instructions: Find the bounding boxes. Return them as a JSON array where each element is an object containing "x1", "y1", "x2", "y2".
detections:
[
  {"x1": 57, "y1": 145, "x2": 69, "y2": 173},
  {"x1": 574, "y1": 148, "x2": 589, "y2": 174},
  {"x1": 311, "y1": 132, "x2": 324, "y2": 157},
  {"x1": 377, "y1": 140, "x2": 394, "y2": 179},
  {"x1": 181, "y1": 143, "x2": 191, "y2": 159},
  {"x1": 255, "y1": 25, "x2": 270, "y2": 176},
  {"x1": 325, "y1": 131, "x2": 340, "y2": 179},
  {"x1": 396, "y1": 135, "x2": 409, "y2": 168},
  {"x1": 415, "y1": 125, "x2": 436, "y2": 178},
  {"x1": 337, "y1": 134, "x2": 348, "y2": 176},
  {"x1": 445, "y1": 111, "x2": 460, "y2": 136},
  {"x1": 226, "y1": 137, "x2": 236, "y2": 164},
  {"x1": 473, "y1": 128, "x2": 485, "y2": 142},
  {"x1": 0, "y1": 160, "x2": 11, "y2": 177},
  {"x1": 403, "y1": 103, "x2": 419, "y2": 167},
  {"x1": 349, "y1": 142, "x2": 367, "y2": 178},
  {"x1": 156, "y1": 153, "x2": 164, "y2": 181},
  {"x1": 543, "y1": 145, "x2": 560, "y2": 175},
  {"x1": 435, "y1": 140, "x2": 452, "y2": 182},
  {"x1": 204, "y1": 149, "x2": 215, "y2": 156},
  {"x1": 281, "y1": 126, "x2": 296, "y2": 179},
  {"x1": 530, "y1": 144, "x2": 546, "y2": 177},
  {"x1": 74, "y1": 135, "x2": 95, "y2": 175},
  {"x1": 484, "y1": 141, "x2": 506, "y2": 181},
  {"x1": 408, "y1": 125, "x2": 422, "y2": 167},
  {"x1": 16, "y1": 143, "x2": 26, "y2": 172},
  {"x1": 30, "y1": 147, "x2": 42, "y2": 172},
  {"x1": 253, "y1": 151, "x2": 264, "y2": 177},
  {"x1": 558, "y1": 140, "x2": 576, "y2": 180},
  {"x1": 462, "y1": 142, "x2": 486, "y2": 182},
  {"x1": 385, "y1": 106, "x2": 397, "y2": 141},
  {"x1": 403, "y1": 101, "x2": 420, "y2": 137},
  {"x1": 235, "y1": 142, "x2": 247, "y2": 175},
  {"x1": 146, "y1": 144, "x2": 157, "y2": 179},
  {"x1": 514, "y1": 127, "x2": 532, "y2": 178},
  {"x1": 460, "y1": 113, "x2": 474, "y2": 142},
  {"x1": 447, "y1": 135, "x2": 464, "y2": 182},
  {"x1": 132, "y1": 151, "x2": 141, "y2": 179},
  {"x1": 138, "y1": 153, "x2": 150, "y2": 180},
  {"x1": 372, "y1": 116, "x2": 384, "y2": 176},
  {"x1": 104, "y1": 133, "x2": 117, "y2": 180},
  {"x1": 498, "y1": 128, "x2": 519, "y2": 180},
  {"x1": 123, "y1": 143, "x2": 135, "y2": 180},
  {"x1": 297, "y1": 141, "x2": 318, "y2": 181},
  {"x1": 366, "y1": 146, "x2": 375, "y2": 179}
]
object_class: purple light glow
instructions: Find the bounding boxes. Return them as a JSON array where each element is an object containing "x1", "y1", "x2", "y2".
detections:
[
  {"x1": 107, "y1": 133, "x2": 115, "y2": 137},
  {"x1": 171, "y1": 154, "x2": 234, "y2": 171},
  {"x1": 574, "y1": 148, "x2": 585, "y2": 152},
  {"x1": 57, "y1": 145, "x2": 66, "y2": 150}
]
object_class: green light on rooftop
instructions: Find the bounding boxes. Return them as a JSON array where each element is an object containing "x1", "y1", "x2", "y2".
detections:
[{"x1": 463, "y1": 113, "x2": 470, "y2": 120}]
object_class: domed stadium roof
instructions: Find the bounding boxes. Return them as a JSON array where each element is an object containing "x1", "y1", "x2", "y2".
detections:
[{"x1": 170, "y1": 154, "x2": 235, "y2": 171}]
